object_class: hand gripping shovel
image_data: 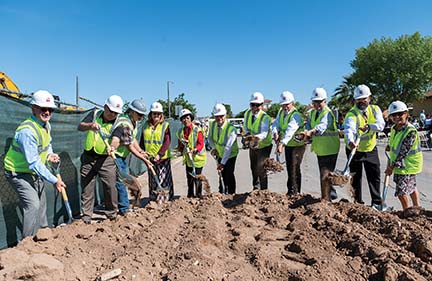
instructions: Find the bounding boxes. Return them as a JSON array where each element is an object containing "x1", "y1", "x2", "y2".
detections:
[
  {"x1": 143, "y1": 158, "x2": 170, "y2": 204},
  {"x1": 211, "y1": 149, "x2": 226, "y2": 194},
  {"x1": 180, "y1": 139, "x2": 210, "y2": 195},
  {"x1": 49, "y1": 161, "x2": 73, "y2": 224},
  {"x1": 373, "y1": 151, "x2": 394, "y2": 211},
  {"x1": 328, "y1": 135, "x2": 361, "y2": 186}
]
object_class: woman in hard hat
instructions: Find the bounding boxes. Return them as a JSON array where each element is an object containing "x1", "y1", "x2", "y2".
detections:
[
  {"x1": 140, "y1": 102, "x2": 174, "y2": 200},
  {"x1": 177, "y1": 108, "x2": 207, "y2": 198},
  {"x1": 385, "y1": 101, "x2": 423, "y2": 210}
]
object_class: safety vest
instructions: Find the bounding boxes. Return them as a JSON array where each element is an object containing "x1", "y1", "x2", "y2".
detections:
[
  {"x1": 243, "y1": 109, "x2": 272, "y2": 149},
  {"x1": 310, "y1": 106, "x2": 340, "y2": 156},
  {"x1": 344, "y1": 105, "x2": 379, "y2": 152},
  {"x1": 389, "y1": 123, "x2": 423, "y2": 175},
  {"x1": 177, "y1": 125, "x2": 207, "y2": 168},
  {"x1": 4, "y1": 118, "x2": 51, "y2": 173},
  {"x1": 84, "y1": 110, "x2": 116, "y2": 155},
  {"x1": 113, "y1": 114, "x2": 139, "y2": 158},
  {"x1": 277, "y1": 108, "x2": 304, "y2": 147},
  {"x1": 209, "y1": 120, "x2": 239, "y2": 159},
  {"x1": 142, "y1": 121, "x2": 170, "y2": 159}
]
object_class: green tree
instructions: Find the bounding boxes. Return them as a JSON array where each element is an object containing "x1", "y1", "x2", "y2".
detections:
[
  {"x1": 348, "y1": 32, "x2": 432, "y2": 107},
  {"x1": 329, "y1": 75, "x2": 355, "y2": 114},
  {"x1": 266, "y1": 103, "x2": 280, "y2": 118},
  {"x1": 158, "y1": 93, "x2": 197, "y2": 119},
  {"x1": 235, "y1": 109, "x2": 246, "y2": 118},
  {"x1": 223, "y1": 104, "x2": 233, "y2": 118}
]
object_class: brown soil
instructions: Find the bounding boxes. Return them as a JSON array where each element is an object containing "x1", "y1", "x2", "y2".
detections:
[{"x1": 1, "y1": 191, "x2": 432, "y2": 281}]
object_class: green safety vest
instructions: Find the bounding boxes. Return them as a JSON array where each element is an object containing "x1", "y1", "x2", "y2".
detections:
[
  {"x1": 277, "y1": 108, "x2": 304, "y2": 147},
  {"x1": 113, "y1": 114, "x2": 139, "y2": 158},
  {"x1": 243, "y1": 109, "x2": 272, "y2": 149},
  {"x1": 142, "y1": 121, "x2": 170, "y2": 159},
  {"x1": 389, "y1": 124, "x2": 423, "y2": 175},
  {"x1": 177, "y1": 125, "x2": 207, "y2": 168},
  {"x1": 209, "y1": 120, "x2": 239, "y2": 159},
  {"x1": 4, "y1": 118, "x2": 51, "y2": 173},
  {"x1": 310, "y1": 106, "x2": 340, "y2": 156},
  {"x1": 344, "y1": 105, "x2": 379, "y2": 152},
  {"x1": 84, "y1": 110, "x2": 116, "y2": 155}
]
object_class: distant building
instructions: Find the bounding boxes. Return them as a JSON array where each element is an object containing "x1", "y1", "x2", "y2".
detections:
[{"x1": 412, "y1": 91, "x2": 432, "y2": 116}]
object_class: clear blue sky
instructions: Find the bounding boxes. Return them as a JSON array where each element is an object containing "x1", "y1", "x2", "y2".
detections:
[{"x1": 2, "y1": 0, "x2": 432, "y2": 116}]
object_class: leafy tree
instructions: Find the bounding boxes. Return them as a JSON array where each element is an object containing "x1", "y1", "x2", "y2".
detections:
[
  {"x1": 158, "y1": 93, "x2": 197, "y2": 119},
  {"x1": 329, "y1": 75, "x2": 355, "y2": 114},
  {"x1": 235, "y1": 109, "x2": 246, "y2": 118},
  {"x1": 223, "y1": 104, "x2": 233, "y2": 118},
  {"x1": 266, "y1": 103, "x2": 280, "y2": 118},
  {"x1": 347, "y1": 32, "x2": 432, "y2": 107}
]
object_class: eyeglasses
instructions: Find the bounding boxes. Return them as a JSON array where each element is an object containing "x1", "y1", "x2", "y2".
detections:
[
  {"x1": 250, "y1": 103, "x2": 261, "y2": 108},
  {"x1": 38, "y1": 107, "x2": 54, "y2": 113},
  {"x1": 312, "y1": 100, "x2": 324, "y2": 104}
]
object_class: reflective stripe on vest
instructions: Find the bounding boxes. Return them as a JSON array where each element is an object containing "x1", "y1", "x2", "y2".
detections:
[
  {"x1": 113, "y1": 114, "x2": 137, "y2": 158},
  {"x1": 310, "y1": 107, "x2": 340, "y2": 156},
  {"x1": 142, "y1": 121, "x2": 170, "y2": 159},
  {"x1": 244, "y1": 109, "x2": 272, "y2": 148},
  {"x1": 4, "y1": 118, "x2": 51, "y2": 173},
  {"x1": 277, "y1": 108, "x2": 304, "y2": 147},
  {"x1": 389, "y1": 124, "x2": 423, "y2": 175},
  {"x1": 344, "y1": 105, "x2": 379, "y2": 152},
  {"x1": 210, "y1": 120, "x2": 239, "y2": 159},
  {"x1": 84, "y1": 110, "x2": 116, "y2": 155},
  {"x1": 177, "y1": 125, "x2": 207, "y2": 168}
]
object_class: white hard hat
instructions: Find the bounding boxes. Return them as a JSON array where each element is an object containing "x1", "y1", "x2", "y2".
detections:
[
  {"x1": 212, "y1": 103, "x2": 227, "y2": 116},
  {"x1": 179, "y1": 108, "x2": 194, "y2": 120},
  {"x1": 31, "y1": 90, "x2": 56, "y2": 108},
  {"x1": 150, "y1": 102, "x2": 163, "y2": 113},
  {"x1": 354, "y1": 84, "x2": 371, "y2": 100},
  {"x1": 311, "y1": 88, "x2": 327, "y2": 101},
  {"x1": 104, "y1": 95, "x2": 124, "y2": 114},
  {"x1": 279, "y1": 91, "x2": 295, "y2": 105},
  {"x1": 250, "y1": 92, "x2": 264, "y2": 104},
  {"x1": 388, "y1": 101, "x2": 408, "y2": 115},
  {"x1": 129, "y1": 99, "x2": 146, "y2": 115}
]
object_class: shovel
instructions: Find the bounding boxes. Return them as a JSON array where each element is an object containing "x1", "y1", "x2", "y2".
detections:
[
  {"x1": 180, "y1": 139, "x2": 210, "y2": 195},
  {"x1": 143, "y1": 157, "x2": 170, "y2": 204},
  {"x1": 211, "y1": 149, "x2": 226, "y2": 194},
  {"x1": 48, "y1": 160, "x2": 73, "y2": 224},
  {"x1": 328, "y1": 135, "x2": 361, "y2": 186},
  {"x1": 373, "y1": 151, "x2": 394, "y2": 211}
]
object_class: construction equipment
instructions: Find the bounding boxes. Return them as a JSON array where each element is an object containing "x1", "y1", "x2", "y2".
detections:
[
  {"x1": 210, "y1": 149, "x2": 226, "y2": 194},
  {"x1": 142, "y1": 157, "x2": 170, "y2": 204},
  {"x1": 328, "y1": 135, "x2": 361, "y2": 186},
  {"x1": 48, "y1": 160, "x2": 73, "y2": 224}
]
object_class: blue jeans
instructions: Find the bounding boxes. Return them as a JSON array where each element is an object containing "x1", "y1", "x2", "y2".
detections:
[{"x1": 115, "y1": 157, "x2": 130, "y2": 214}]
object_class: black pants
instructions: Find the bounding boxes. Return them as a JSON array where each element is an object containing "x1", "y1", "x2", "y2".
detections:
[
  {"x1": 186, "y1": 166, "x2": 203, "y2": 198},
  {"x1": 346, "y1": 146, "x2": 382, "y2": 205},
  {"x1": 249, "y1": 145, "x2": 272, "y2": 190},
  {"x1": 317, "y1": 154, "x2": 338, "y2": 200},
  {"x1": 218, "y1": 156, "x2": 237, "y2": 194},
  {"x1": 285, "y1": 145, "x2": 306, "y2": 194}
]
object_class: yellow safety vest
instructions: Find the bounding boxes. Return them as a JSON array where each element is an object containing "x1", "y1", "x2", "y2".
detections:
[
  {"x1": 142, "y1": 121, "x2": 170, "y2": 159},
  {"x1": 389, "y1": 124, "x2": 423, "y2": 175},
  {"x1": 177, "y1": 125, "x2": 207, "y2": 168},
  {"x1": 113, "y1": 114, "x2": 139, "y2": 158},
  {"x1": 209, "y1": 120, "x2": 239, "y2": 159},
  {"x1": 277, "y1": 108, "x2": 304, "y2": 147},
  {"x1": 310, "y1": 106, "x2": 340, "y2": 156},
  {"x1": 243, "y1": 109, "x2": 272, "y2": 149},
  {"x1": 84, "y1": 110, "x2": 116, "y2": 155},
  {"x1": 4, "y1": 118, "x2": 51, "y2": 173},
  {"x1": 344, "y1": 105, "x2": 379, "y2": 152}
]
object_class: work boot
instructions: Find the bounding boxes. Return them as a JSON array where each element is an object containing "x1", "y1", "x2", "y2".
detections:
[{"x1": 82, "y1": 216, "x2": 91, "y2": 225}]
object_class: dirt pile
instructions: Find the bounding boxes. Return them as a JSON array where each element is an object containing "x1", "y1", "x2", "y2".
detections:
[{"x1": 1, "y1": 191, "x2": 432, "y2": 281}]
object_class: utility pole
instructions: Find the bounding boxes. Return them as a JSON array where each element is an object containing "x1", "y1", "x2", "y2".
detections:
[
  {"x1": 75, "y1": 76, "x2": 79, "y2": 108},
  {"x1": 167, "y1": 81, "x2": 174, "y2": 118}
]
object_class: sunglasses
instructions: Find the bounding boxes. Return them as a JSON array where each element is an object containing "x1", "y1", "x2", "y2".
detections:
[
  {"x1": 250, "y1": 103, "x2": 261, "y2": 107},
  {"x1": 312, "y1": 100, "x2": 324, "y2": 104},
  {"x1": 38, "y1": 106, "x2": 54, "y2": 113},
  {"x1": 391, "y1": 112, "x2": 406, "y2": 117},
  {"x1": 106, "y1": 107, "x2": 119, "y2": 115}
]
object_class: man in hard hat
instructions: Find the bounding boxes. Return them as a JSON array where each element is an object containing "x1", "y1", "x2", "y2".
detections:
[
  {"x1": 343, "y1": 85, "x2": 385, "y2": 207},
  {"x1": 272, "y1": 90, "x2": 305, "y2": 195},
  {"x1": 4, "y1": 90, "x2": 66, "y2": 238},
  {"x1": 385, "y1": 101, "x2": 423, "y2": 210},
  {"x1": 78, "y1": 95, "x2": 124, "y2": 224},
  {"x1": 302, "y1": 88, "x2": 340, "y2": 200},
  {"x1": 177, "y1": 109, "x2": 207, "y2": 198},
  {"x1": 140, "y1": 101, "x2": 174, "y2": 200},
  {"x1": 243, "y1": 92, "x2": 273, "y2": 190},
  {"x1": 208, "y1": 103, "x2": 239, "y2": 194},
  {"x1": 109, "y1": 99, "x2": 149, "y2": 215}
]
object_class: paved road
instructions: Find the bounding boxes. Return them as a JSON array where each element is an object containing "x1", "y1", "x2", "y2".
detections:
[{"x1": 143, "y1": 138, "x2": 431, "y2": 211}]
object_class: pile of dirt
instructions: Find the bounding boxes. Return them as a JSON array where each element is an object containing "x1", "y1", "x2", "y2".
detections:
[{"x1": 1, "y1": 191, "x2": 432, "y2": 280}]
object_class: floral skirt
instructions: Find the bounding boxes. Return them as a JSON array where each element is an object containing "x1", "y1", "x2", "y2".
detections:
[{"x1": 393, "y1": 174, "x2": 417, "y2": 196}]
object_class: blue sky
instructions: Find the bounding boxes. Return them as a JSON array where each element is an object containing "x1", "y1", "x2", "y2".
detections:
[{"x1": 2, "y1": 0, "x2": 432, "y2": 116}]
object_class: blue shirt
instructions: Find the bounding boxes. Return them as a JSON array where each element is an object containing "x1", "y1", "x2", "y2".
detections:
[{"x1": 14, "y1": 115, "x2": 57, "y2": 184}]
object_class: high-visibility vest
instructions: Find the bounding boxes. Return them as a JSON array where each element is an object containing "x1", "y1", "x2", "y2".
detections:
[
  {"x1": 276, "y1": 108, "x2": 304, "y2": 147},
  {"x1": 84, "y1": 110, "x2": 116, "y2": 155},
  {"x1": 310, "y1": 106, "x2": 340, "y2": 156},
  {"x1": 389, "y1": 123, "x2": 423, "y2": 175},
  {"x1": 209, "y1": 120, "x2": 239, "y2": 159},
  {"x1": 177, "y1": 125, "x2": 207, "y2": 168},
  {"x1": 243, "y1": 109, "x2": 272, "y2": 149},
  {"x1": 113, "y1": 114, "x2": 139, "y2": 158},
  {"x1": 344, "y1": 105, "x2": 380, "y2": 152},
  {"x1": 4, "y1": 118, "x2": 51, "y2": 173},
  {"x1": 142, "y1": 121, "x2": 170, "y2": 159}
]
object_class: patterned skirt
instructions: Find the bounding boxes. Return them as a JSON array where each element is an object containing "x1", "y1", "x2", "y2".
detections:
[
  {"x1": 393, "y1": 174, "x2": 417, "y2": 196},
  {"x1": 148, "y1": 158, "x2": 174, "y2": 200}
]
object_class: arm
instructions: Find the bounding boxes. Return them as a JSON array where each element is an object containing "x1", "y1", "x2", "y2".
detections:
[
  {"x1": 154, "y1": 128, "x2": 171, "y2": 162},
  {"x1": 369, "y1": 106, "x2": 385, "y2": 132},
  {"x1": 386, "y1": 131, "x2": 416, "y2": 175},
  {"x1": 77, "y1": 111, "x2": 99, "y2": 132},
  {"x1": 220, "y1": 129, "x2": 237, "y2": 165},
  {"x1": 254, "y1": 114, "x2": 270, "y2": 140},
  {"x1": 280, "y1": 114, "x2": 300, "y2": 145},
  {"x1": 343, "y1": 115, "x2": 357, "y2": 145}
]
